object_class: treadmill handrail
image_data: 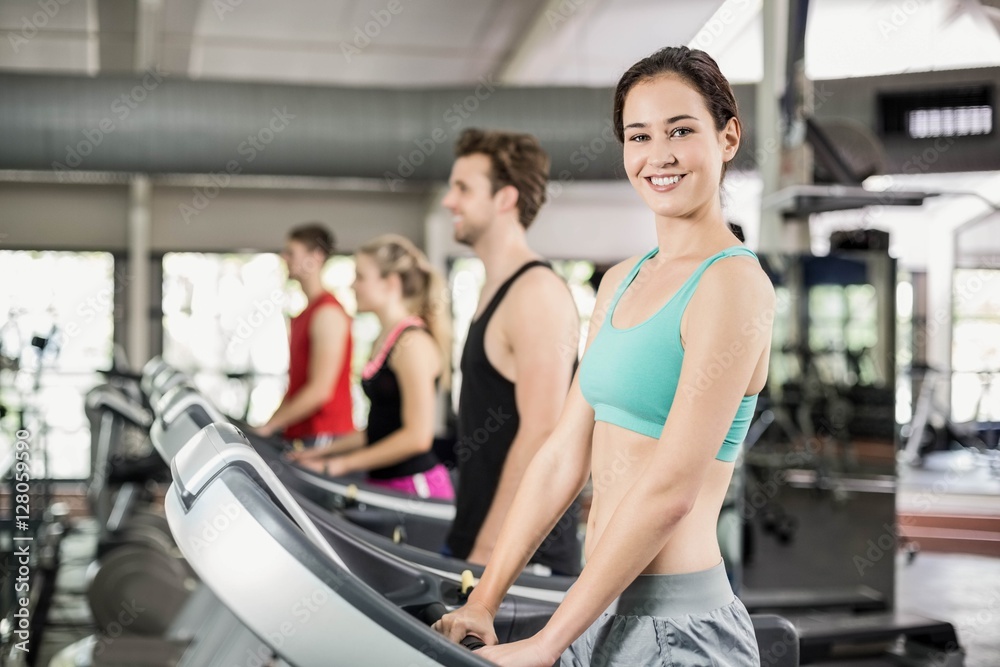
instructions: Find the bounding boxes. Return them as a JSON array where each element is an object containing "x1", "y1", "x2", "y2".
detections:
[
  {"x1": 85, "y1": 387, "x2": 153, "y2": 428},
  {"x1": 151, "y1": 371, "x2": 192, "y2": 406},
  {"x1": 159, "y1": 387, "x2": 226, "y2": 428},
  {"x1": 139, "y1": 357, "x2": 170, "y2": 396},
  {"x1": 294, "y1": 493, "x2": 573, "y2": 603},
  {"x1": 143, "y1": 362, "x2": 176, "y2": 397},
  {"x1": 289, "y1": 465, "x2": 457, "y2": 521},
  {"x1": 151, "y1": 388, "x2": 230, "y2": 464},
  {"x1": 171, "y1": 423, "x2": 346, "y2": 569}
]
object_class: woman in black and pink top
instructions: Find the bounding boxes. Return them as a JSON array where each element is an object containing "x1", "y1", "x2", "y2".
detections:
[{"x1": 287, "y1": 234, "x2": 454, "y2": 500}]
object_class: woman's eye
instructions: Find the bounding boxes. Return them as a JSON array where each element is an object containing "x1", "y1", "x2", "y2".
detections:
[
  {"x1": 671, "y1": 127, "x2": 692, "y2": 138},
  {"x1": 628, "y1": 134, "x2": 649, "y2": 143}
]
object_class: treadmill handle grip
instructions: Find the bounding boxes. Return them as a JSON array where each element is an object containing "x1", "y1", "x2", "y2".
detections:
[
  {"x1": 461, "y1": 635, "x2": 486, "y2": 651},
  {"x1": 423, "y1": 602, "x2": 487, "y2": 652}
]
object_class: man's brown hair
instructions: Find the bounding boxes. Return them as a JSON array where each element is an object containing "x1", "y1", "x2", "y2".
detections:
[
  {"x1": 454, "y1": 129, "x2": 550, "y2": 229},
  {"x1": 288, "y1": 223, "x2": 335, "y2": 259}
]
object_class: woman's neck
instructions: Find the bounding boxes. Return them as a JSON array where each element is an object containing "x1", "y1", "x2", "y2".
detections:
[
  {"x1": 653, "y1": 207, "x2": 735, "y2": 261},
  {"x1": 375, "y1": 301, "x2": 417, "y2": 332}
]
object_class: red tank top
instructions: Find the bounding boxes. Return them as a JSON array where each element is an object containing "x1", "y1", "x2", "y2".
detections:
[{"x1": 284, "y1": 292, "x2": 354, "y2": 439}]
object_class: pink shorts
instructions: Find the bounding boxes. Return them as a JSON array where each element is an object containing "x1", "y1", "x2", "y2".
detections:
[{"x1": 367, "y1": 463, "x2": 455, "y2": 500}]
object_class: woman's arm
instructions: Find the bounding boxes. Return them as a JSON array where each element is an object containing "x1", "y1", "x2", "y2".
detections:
[
  {"x1": 286, "y1": 430, "x2": 367, "y2": 461},
  {"x1": 498, "y1": 257, "x2": 775, "y2": 662},
  {"x1": 434, "y1": 257, "x2": 638, "y2": 644},
  {"x1": 328, "y1": 329, "x2": 439, "y2": 475},
  {"x1": 436, "y1": 377, "x2": 595, "y2": 641}
]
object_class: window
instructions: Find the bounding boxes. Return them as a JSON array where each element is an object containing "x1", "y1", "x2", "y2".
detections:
[
  {"x1": 161, "y1": 253, "x2": 376, "y2": 429},
  {"x1": 907, "y1": 106, "x2": 992, "y2": 139},
  {"x1": 951, "y1": 268, "x2": 1000, "y2": 422},
  {"x1": 807, "y1": 284, "x2": 881, "y2": 386},
  {"x1": 0, "y1": 251, "x2": 115, "y2": 479},
  {"x1": 896, "y1": 273, "x2": 914, "y2": 424},
  {"x1": 879, "y1": 85, "x2": 994, "y2": 138}
]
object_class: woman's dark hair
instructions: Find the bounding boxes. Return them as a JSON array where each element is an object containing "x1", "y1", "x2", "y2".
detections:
[{"x1": 613, "y1": 46, "x2": 740, "y2": 177}]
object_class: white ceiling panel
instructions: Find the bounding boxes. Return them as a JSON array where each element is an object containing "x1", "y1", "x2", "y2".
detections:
[
  {"x1": 0, "y1": 34, "x2": 94, "y2": 74},
  {"x1": 0, "y1": 0, "x2": 92, "y2": 31},
  {"x1": 189, "y1": 42, "x2": 499, "y2": 86},
  {"x1": 194, "y1": 0, "x2": 355, "y2": 42},
  {"x1": 0, "y1": 0, "x2": 94, "y2": 74},
  {"x1": 2, "y1": 0, "x2": 999, "y2": 87},
  {"x1": 340, "y1": 0, "x2": 496, "y2": 50},
  {"x1": 502, "y1": 0, "x2": 728, "y2": 85}
]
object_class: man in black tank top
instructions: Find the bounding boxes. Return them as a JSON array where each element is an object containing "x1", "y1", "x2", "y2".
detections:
[{"x1": 441, "y1": 129, "x2": 582, "y2": 575}]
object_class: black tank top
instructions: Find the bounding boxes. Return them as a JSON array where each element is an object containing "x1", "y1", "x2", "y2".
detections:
[
  {"x1": 446, "y1": 261, "x2": 582, "y2": 575},
  {"x1": 362, "y1": 325, "x2": 440, "y2": 480}
]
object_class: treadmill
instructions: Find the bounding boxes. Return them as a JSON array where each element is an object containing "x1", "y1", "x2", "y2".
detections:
[
  {"x1": 154, "y1": 384, "x2": 455, "y2": 532},
  {"x1": 165, "y1": 423, "x2": 801, "y2": 667},
  {"x1": 53, "y1": 366, "x2": 272, "y2": 666},
  {"x1": 165, "y1": 423, "x2": 517, "y2": 666},
  {"x1": 154, "y1": 379, "x2": 454, "y2": 548},
  {"x1": 151, "y1": 384, "x2": 575, "y2": 605}
]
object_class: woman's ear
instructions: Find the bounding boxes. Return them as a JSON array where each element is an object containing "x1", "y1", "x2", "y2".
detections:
[
  {"x1": 721, "y1": 117, "x2": 741, "y2": 163},
  {"x1": 386, "y1": 271, "x2": 403, "y2": 295}
]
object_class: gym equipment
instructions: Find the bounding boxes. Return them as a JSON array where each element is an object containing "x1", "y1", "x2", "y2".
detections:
[
  {"x1": 151, "y1": 371, "x2": 193, "y2": 411},
  {"x1": 86, "y1": 543, "x2": 193, "y2": 637},
  {"x1": 164, "y1": 423, "x2": 802, "y2": 667},
  {"x1": 901, "y1": 365, "x2": 999, "y2": 466},
  {"x1": 0, "y1": 314, "x2": 71, "y2": 664},
  {"x1": 150, "y1": 380, "x2": 455, "y2": 551},
  {"x1": 54, "y1": 369, "x2": 271, "y2": 666},
  {"x1": 140, "y1": 364, "x2": 798, "y2": 664},
  {"x1": 139, "y1": 357, "x2": 171, "y2": 400},
  {"x1": 81, "y1": 384, "x2": 197, "y2": 649},
  {"x1": 165, "y1": 422, "x2": 499, "y2": 666},
  {"x1": 150, "y1": 368, "x2": 762, "y2": 609},
  {"x1": 83, "y1": 383, "x2": 170, "y2": 559},
  {"x1": 50, "y1": 588, "x2": 272, "y2": 667},
  {"x1": 250, "y1": 432, "x2": 455, "y2": 552},
  {"x1": 150, "y1": 384, "x2": 229, "y2": 461},
  {"x1": 150, "y1": 383, "x2": 576, "y2": 605},
  {"x1": 741, "y1": 251, "x2": 963, "y2": 664},
  {"x1": 140, "y1": 358, "x2": 194, "y2": 411}
]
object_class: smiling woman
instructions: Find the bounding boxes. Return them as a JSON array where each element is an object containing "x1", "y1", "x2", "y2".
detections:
[{"x1": 433, "y1": 46, "x2": 773, "y2": 667}]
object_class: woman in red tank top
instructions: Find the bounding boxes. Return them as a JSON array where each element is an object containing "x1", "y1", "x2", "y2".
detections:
[
  {"x1": 257, "y1": 224, "x2": 354, "y2": 442},
  {"x1": 286, "y1": 235, "x2": 455, "y2": 500}
]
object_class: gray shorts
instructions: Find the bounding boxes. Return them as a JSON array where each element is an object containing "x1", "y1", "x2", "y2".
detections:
[{"x1": 560, "y1": 561, "x2": 759, "y2": 666}]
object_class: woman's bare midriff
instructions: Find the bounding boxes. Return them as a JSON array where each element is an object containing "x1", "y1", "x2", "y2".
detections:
[{"x1": 585, "y1": 420, "x2": 735, "y2": 575}]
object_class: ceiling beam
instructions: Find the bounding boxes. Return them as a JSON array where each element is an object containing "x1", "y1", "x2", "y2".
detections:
[
  {"x1": 134, "y1": 0, "x2": 162, "y2": 71},
  {"x1": 158, "y1": 0, "x2": 202, "y2": 75},
  {"x1": 96, "y1": 0, "x2": 137, "y2": 73}
]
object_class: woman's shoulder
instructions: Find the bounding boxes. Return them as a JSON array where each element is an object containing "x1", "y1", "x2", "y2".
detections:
[
  {"x1": 600, "y1": 253, "x2": 648, "y2": 295},
  {"x1": 390, "y1": 325, "x2": 437, "y2": 360},
  {"x1": 698, "y1": 251, "x2": 775, "y2": 307}
]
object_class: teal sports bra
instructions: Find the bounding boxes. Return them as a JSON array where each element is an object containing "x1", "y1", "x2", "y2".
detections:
[{"x1": 579, "y1": 245, "x2": 759, "y2": 462}]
